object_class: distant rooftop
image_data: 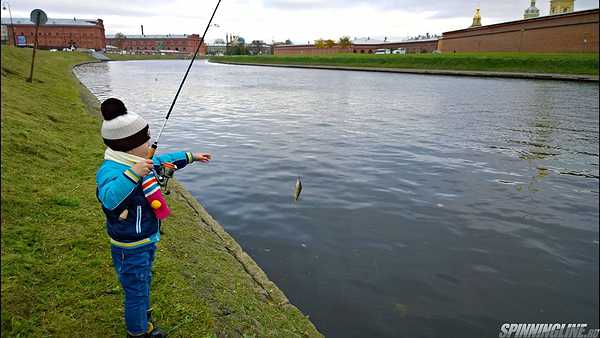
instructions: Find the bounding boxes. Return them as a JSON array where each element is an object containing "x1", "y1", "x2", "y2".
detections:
[
  {"x1": 105, "y1": 34, "x2": 196, "y2": 39},
  {"x1": 352, "y1": 38, "x2": 389, "y2": 45},
  {"x1": 1, "y1": 17, "x2": 99, "y2": 26},
  {"x1": 351, "y1": 37, "x2": 439, "y2": 45}
]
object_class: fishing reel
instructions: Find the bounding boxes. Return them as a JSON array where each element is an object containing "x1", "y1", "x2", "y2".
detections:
[{"x1": 155, "y1": 162, "x2": 177, "y2": 195}]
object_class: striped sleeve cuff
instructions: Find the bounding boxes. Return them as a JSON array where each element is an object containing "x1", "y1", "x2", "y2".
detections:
[
  {"x1": 123, "y1": 169, "x2": 141, "y2": 183},
  {"x1": 186, "y1": 152, "x2": 194, "y2": 164}
]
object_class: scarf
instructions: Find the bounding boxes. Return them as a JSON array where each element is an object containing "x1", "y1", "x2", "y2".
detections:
[{"x1": 104, "y1": 147, "x2": 145, "y2": 166}]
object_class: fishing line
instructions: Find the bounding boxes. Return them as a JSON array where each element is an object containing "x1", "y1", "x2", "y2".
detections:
[{"x1": 147, "y1": 0, "x2": 223, "y2": 159}]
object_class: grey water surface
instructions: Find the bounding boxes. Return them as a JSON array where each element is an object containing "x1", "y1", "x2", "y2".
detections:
[{"x1": 75, "y1": 60, "x2": 599, "y2": 338}]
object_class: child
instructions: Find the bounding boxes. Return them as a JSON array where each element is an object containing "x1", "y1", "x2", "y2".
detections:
[{"x1": 96, "y1": 98, "x2": 211, "y2": 337}]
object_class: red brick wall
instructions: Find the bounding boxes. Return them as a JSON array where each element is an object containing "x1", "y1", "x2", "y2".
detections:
[
  {"x1": 274, "y1": 45, "x2": 351, "y2": 55},
  {"x1": 439, "y1": 9, "x2": 599, "y2": 53},
  {"x1": 106, "y1": 35, "x2": 207, "y2": 55},
  {"x1": 7, "y1": 20, "x2": 106, "y2": 50},
  {"x1": 274, "y1": 40, "x2": 438, "y2": 56},
  {"x1": 352, "y1": 41, "x2": 439, "y2": 54}
]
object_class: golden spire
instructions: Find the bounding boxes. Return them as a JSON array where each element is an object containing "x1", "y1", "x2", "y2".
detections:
[
  {"x1": 470, "y1": 7, "x2": 482, "y2": 27},
  {"x1": 550, "y1": 0, "x2": 575, "y2": 15}
]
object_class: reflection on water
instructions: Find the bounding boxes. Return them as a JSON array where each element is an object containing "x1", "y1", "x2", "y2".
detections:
[{"x1": 75, "y1": 61, "x2": 599, "y2": 338}]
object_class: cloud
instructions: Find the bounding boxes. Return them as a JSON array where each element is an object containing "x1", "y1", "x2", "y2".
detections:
[
  {"x1": 2, "y1": 0, "x2": 598, "y2": 42},
  {"x1": 262, "y1": 0, "x2": 598, "y2": 17},
  {"x1": 6, "y1": 0, "x2": 160, "y2": 17}
]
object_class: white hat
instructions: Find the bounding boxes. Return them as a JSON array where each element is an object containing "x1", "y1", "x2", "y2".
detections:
[{"x1": 100, "y1": 98, "x2": 150, "y2": 151}]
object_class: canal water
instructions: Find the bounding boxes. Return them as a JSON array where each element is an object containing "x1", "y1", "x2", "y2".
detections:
[{"x1": 75, "y1": 61, "x2": 599, "y2": 338}]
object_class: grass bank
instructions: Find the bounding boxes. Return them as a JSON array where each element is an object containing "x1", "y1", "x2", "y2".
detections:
[
  {"x1": 210, "y1": 53, "x2": 599, "y2": 75},
  {"x1": 105, "y1": 54, "x2": 194, "y2": 61},
  {"x1": 1, "y1": 46, "x2": 321, "y2": 337}
]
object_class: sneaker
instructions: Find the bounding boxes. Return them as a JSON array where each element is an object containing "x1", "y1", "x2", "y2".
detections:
[
  {"x1": 124, "y1": 309, "x2": 167, "y2": 338},
  {"x1": 126, "y1": 325, "x2": 167, "y2": 338},
  {"x1": 147, "y1": 309, "x2": 167, "y2": 338},
  {"x1": 147, "y1": 326, "x2": 167, "y2": 338}
]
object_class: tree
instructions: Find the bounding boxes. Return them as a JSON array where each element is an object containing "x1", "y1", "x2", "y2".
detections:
[
  {"x1": 338, "y1": 36, "x2": 351, "y2": 48},
  {"x1": 314, "y1": 39, "x2": 325, "y2": 48},
  {"x1": 285, "y1": 39, "x2": 293, "y2": 45},
  {"x1": 228, "y1": 44, "x2": 248, "y2": 55},
  {"x1": 113, "y1": 32, "x2": 126, "y2": 50},
  {"x1": 324, "y1": 39, "x2": 336, "y2": 48}
]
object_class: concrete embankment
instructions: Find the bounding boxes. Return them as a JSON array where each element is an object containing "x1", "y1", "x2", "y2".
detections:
[
  {"x1": 1, "y1": 46, "x2": 322, "y2": 337},
  {"x1": 210, "y1": 60, "x2": 599, "y2": 82}
]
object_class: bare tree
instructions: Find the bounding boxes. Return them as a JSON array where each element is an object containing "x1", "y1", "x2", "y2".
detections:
[{"x1": 113, "y1": 32, "x2": 126, "y2": 50}]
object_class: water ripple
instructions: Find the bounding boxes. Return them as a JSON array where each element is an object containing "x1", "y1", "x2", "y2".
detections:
[{"x1": 75, "y1": 61, "x2": 600, "y2": 338}]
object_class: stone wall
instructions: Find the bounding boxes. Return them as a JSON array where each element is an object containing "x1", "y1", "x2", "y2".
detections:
[
  {"x1": 438, "y1": 8, "x2": 599, "y2": 53},
  {"x1": 352, "y1": 40, "x2": 439, "y2": 54},
  {"x1": 274, "y1": 40, "x2": 439, "y2": 56},
  {"x1": 274, "y1": 45, "x2": 351, "y2": 55}
]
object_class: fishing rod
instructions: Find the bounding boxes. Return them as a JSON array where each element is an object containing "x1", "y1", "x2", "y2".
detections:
[{"x1": 146, "y1": 0, "x2": 223, "y2": 160}]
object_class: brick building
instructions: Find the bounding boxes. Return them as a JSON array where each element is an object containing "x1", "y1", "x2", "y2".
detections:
[
  {"x1": 438, "y1": 8, "x2": 599, "y2": 53},
  {"x1": 1, "y1": 17, "x2": 105, "y2": 50},
  {"x1": 105, "y1": 34, "x2": 207, "y2": 55},
  {"x1": 274, "y1": 39, "x2": 439, "y2": 56}
]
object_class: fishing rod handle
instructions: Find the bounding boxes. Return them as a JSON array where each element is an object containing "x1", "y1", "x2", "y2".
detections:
[{"x1": 146, "y1": 142, "x2": 158, "y2": 159}]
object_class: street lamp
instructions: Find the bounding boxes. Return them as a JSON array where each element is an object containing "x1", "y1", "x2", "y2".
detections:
[{"x1": 2, "y1": 1, "x2": 17, "y2": 46}]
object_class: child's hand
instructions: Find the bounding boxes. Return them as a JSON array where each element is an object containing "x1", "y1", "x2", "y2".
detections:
[
  {"x1": 193, "y1": 153, "x2": 212, "y2": 163},
  {"x1": 131, "y1": 159, "x2": 154, "y2": 177}
]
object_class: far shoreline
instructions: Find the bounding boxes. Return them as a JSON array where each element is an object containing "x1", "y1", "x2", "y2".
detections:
[{"x1": 208, "y1": 59, "x2": 599, "y2": 82}]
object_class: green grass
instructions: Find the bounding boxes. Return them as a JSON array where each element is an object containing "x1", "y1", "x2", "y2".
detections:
[
  {"x1": 1, "y1": 46, "x2": 321, "y2": 337},
  {"x1": 106, "y1": 54, "x2": 193, "y2": 61},
  {"x1": 211, "y1": 52, "x2": 599, "y2": 75}
]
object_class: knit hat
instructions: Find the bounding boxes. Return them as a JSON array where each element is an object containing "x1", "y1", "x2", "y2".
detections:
[{"x1": 100, "y1": 98, "x2": 150, "y2": 152}]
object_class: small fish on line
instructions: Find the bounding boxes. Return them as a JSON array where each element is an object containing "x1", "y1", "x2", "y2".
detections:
[{"x1": 294, "y1": 177, "x2": 302, "y2": 201}]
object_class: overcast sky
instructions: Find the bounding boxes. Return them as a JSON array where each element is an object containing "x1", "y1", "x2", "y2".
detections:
[{"x1": 1, "y1": 0, "x2": 598, "y2": 42}]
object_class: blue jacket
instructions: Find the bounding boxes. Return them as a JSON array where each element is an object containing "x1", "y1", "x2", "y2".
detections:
[{"x1": 96, "y1": 151, "x2": 194, "y2": 249}]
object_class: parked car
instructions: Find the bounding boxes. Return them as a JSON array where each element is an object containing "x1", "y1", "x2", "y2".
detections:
[
  {"x1": 374, "y1": 49, "x2": 391, "y2": 55},
  {"x1": 49, "y1": 49, "x2": 58, "y2": 52},
  {"x1": 392, "y1": 48, "x2": 406, "y2": 54}
]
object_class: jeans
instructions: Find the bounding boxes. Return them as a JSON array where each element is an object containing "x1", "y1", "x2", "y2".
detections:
[{"x1": 111, "y1": 244, "x2": 156, "y2": 335}]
